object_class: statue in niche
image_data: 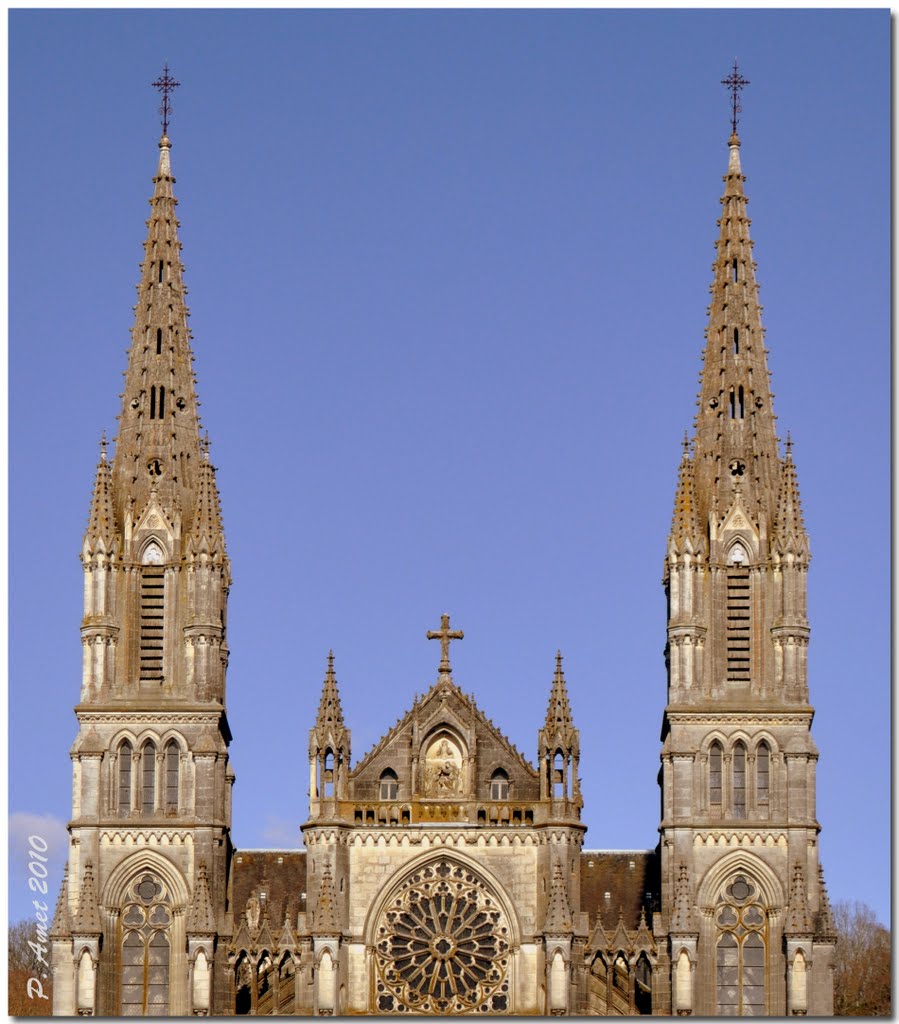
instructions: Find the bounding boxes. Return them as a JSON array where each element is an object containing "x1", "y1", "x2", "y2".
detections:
[
  {"x1": 246, "y1": 895, "x2": 261, "y2": 932},
  {"x1": 424, "y1": 735, "x2": 462, "y2": 797}
]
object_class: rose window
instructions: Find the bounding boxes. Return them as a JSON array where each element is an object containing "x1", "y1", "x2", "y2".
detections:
[{"x1": 374, "y1": 859, "x2": 511, "y2": 1014}]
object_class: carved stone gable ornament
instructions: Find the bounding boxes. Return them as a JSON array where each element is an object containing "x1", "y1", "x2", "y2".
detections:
[{"x1": 424, "y1": 734, "x2": 463, "y2": 797}]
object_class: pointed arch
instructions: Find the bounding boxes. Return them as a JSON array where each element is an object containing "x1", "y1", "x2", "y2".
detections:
[
  {"x1": 164, "y1": 739, "x2": 180, "y2": 812},
  {"x1": 709, "y1": 740, "x2": 723, "y2": 811},
  {"x1": 756, "y1": 740, "x2": 770, "y2": 810},
  {"x1": 118, "y1": 739, "x2": 133, "y2": 814},
  {"x1": 379, "y1": 768, "x2": 398, "y2": 801},
  {"x1": 141, "y1": 740, "x2": 157, "y2": 813},
  {"x1": 732, "y1": 740, "x2": 747, "y2": 818}
]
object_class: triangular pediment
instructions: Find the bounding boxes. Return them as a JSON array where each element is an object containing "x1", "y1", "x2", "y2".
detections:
[{"x1": 352, "y1": 674, "x2": 536, "y2": 784}]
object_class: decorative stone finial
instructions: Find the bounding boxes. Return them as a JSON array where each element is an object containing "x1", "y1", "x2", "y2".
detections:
[{"x1": 427, "y1": 613, "x2": 464, "y2": 676}]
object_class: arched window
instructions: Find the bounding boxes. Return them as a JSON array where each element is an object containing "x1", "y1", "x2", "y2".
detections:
[
  {"x1": 552, "y1": 751, "x2": 565, "y2": 798},
  {"x1": 278, "y1": 954, "x2": 296, "y2": 1013},
  {"x1": 732, "y1": 258, "x2": 739, "y2": 282},
  {"x1": 120, "y1": 873, "x2": 172, "y2": 1015},
  {"x1": 733, "y1": 327, "x2": 740, "y2": 354},
  {"x1": 490, "y1": 768, "x2": 510, "y2": 801},
  {"x1": 164, "y1": 741, "x2": 179, "y2": 812},
  {"x1": 257, "y1": 952, "x2": 274, "y2": 1014},
  {"x1": 715, "y1": 875, "x2": 767, "y2": 1015},
  {"x1": 738, "y1": 385, "x2": 745, "y2": 419},
  {"x1": 729, "y1": 386, "x2": 736, "y2": 419},
  {"x1": 732, "y1": 742, "x2": 746, "y2": 818},
  {"x1": 141, "y1": 742, "x2": 156, "y2": 814},
  {"x1": 119, "y1": 740, "x2": 133, "y2": 814},
  {"x1": 234, "y1": 953, "x2": 252, "y2": 1015},
  {"x1": 634, "y1": 953, "x2": 652, "y2": 1015},
  {"x1": 709, "y1": 742, "x2": 723, "y2": 811},
  {"x1": 756, "y1": 742, "x2": 770, "y2": 810},
  {"x1": 379, "y1": 768, "x2": 399, "y2": 801},
  {"x1": 323, "y1": 750, "x2": 335, "y2": 798}
]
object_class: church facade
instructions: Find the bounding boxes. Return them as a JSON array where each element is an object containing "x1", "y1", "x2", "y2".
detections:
[{"x1": 49, "y1": 96, "x2": 836, "y2": 1016}]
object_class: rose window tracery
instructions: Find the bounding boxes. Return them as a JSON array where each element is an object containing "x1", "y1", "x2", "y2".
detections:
[{"x1": 374, "y1": 859, "x2": 511, "y2": 1014}]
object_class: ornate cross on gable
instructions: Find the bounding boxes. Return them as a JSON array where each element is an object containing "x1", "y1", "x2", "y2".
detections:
[
  {"x1": 721, "y1": 60, "x2": 750, "y2": 135},
  {"x1": 151, "y1": 63, "x2": 180, "y2": 137},
  {"x1": 427, "y1": 613, "x2": 464, "y2": 675}
]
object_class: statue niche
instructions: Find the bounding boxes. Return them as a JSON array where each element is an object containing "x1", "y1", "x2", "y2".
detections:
[{"x1": 423, "y1": 733, "x2": 464, "y2": 798}]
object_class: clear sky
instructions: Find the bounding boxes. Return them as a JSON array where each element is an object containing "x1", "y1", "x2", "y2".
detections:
[{"x1": 9, "y1": 9, "x2": 889, "y2": 927}]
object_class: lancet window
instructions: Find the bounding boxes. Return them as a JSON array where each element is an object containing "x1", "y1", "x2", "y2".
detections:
[
  {"x1": 119, "y1": 740, "x2": 133, "y2": 814},
  {"x1": 715, "y1": 874, "x2": 767, "y2": 1016},
  {"x1": 120, "y1": 873, "x2": 172, "y2": 1016}
]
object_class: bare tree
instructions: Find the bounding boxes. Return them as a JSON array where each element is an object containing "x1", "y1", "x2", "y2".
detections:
[
  {"x1": 8, "y1": 918, "x2": 54, "y2": 1015},
  {"x1": 832, "y1": 900, "x2": 891, "y2": 1017}
]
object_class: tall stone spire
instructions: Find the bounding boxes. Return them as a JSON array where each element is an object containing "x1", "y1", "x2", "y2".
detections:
[
  {"x1": 693, "y1": 128, "x2": 780, "y2": 531},
  {"x1": 538, "y1": 652, "x2": 581, "y2": 809},
  {"x1": 111, "y1": 129, "x2": 204, "y2": 536},
  {"x1": 785, "y1": 862, "x2": 813, "y2": 935}
]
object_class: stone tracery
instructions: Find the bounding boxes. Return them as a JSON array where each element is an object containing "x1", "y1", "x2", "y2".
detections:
[{"x1": 374, "y1": 858, "x2": 511, "y2": 1014}]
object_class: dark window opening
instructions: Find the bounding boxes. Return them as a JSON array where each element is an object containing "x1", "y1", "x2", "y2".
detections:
[
  {"x1": 119, "y1": 741, "x2": 133, "y2": 814},
  {"x1": 733, "y1": 328, "x2": 739, "y2": 354},
  {"x1": 729, "y1": 388, "x2": 736, "y2": 420},
  {"x1": 738, "y1": 385, "x2": 745, "y2": 419},
  {"x1": 150, "y1": 386, "x2": 157, "y2": 420},
  {"x1": 733, "y1": 743, "x2": 746, "y2": 818},
  {"x1": 710, "y1": 742, "x2": 723, "y2": 808},
  {"x1": 156, "y1": 328, "x2": 162, "y2": 354},
  {"x1": 732, "y1": 258, "x2": 738, "y2": 282},
  {"x1": 158, "y1": 261, "x2": 164, "y2": 283},
  {"x1": 159, "y1": 386, "x2": 166, "y2": 418}
]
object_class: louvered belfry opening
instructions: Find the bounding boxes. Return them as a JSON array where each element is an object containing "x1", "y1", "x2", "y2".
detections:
[
  {"x1": 140, "y1": 568, "x2": 165, "y2": 682},
  {"x1": 726, "y1": 567, "x2": 751, "y2": 683}
]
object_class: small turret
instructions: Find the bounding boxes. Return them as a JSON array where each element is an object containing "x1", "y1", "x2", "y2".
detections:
[
  {"x1": 538, "y1": 652, "x2": 580, "y2": 812},
  {"x1": 309, "y1": 652, "x2": 351, "y2": 815}
]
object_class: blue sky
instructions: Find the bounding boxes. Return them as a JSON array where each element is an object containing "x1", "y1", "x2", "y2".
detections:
[{"x1": 9, "y1": 9, "x2": 889, "y2": 926}]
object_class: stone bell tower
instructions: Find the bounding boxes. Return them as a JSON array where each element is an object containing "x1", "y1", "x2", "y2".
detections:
[
  {"x1": 51, "y1": 71, "x2": 235, "y2": 1016},
  {"x1": 657, "y1": 70, "x2": 835, "y2": 1017}
]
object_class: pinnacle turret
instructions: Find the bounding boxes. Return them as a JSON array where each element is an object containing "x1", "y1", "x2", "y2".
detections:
[
  {"x1": 83, "y1": 438, "x2": 118, "y2": 556},
  {"x1": 671, "y1": 863, "x2": 695, "y2": 934},
  {"x1": 785, "y1": 862, "x2": 813, "y2": 935},
  {"x1": 773, "y1": 439, "x2": 809, "y2": 559},
  {"x1": 188, "y1": 862, "x2": 217, "y2": 934},
  {"x1": 111, "y1": 131, "x2": 205, "y2": 536},
  {"x1": 50, "y1": 865, "x2": 71, "y2": 938},
  {"x1": 74, "y1": 862, "x2": 101, "y2": 935},
  {"x1": 313, "y1": 863, "x2": 340, "y2": 935},
  {"x1": 668, "y1": 438, "x2": 705, "y2": 557},
  {"x1": 186, "y1": 442, "x2": 226, "y2": 559},
  {"x1": 316, "y1": 651, "x2": 345, "y2": 733},
  {"x1": 539, "y1": 651, "x2": 579, "y2": 756},
  {"x1": 544, "y1": 861, "x2": 573, "y2": 934}
]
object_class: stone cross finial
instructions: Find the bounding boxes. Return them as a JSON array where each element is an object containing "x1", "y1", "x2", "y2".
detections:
[
  {"x1": 427, "y1": 613, "x2": 464, "y2": 674},
  {"x1": 151, "y1": 63, "x2": 180, "y2": 137}
]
